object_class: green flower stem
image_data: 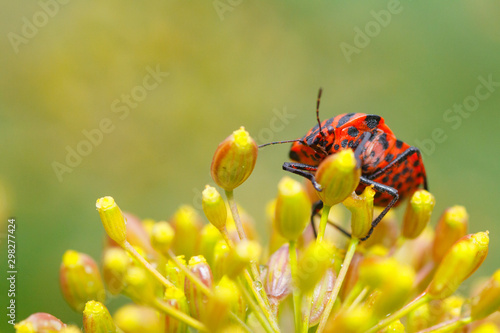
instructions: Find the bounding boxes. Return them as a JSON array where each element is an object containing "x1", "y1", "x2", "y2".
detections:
[
  {"x1": 301, "y1": 289, "x2": 313, "y2": 333},
  {"x1": 316, "y1": 204, "x2": 332, "y2": 242},
  {"x1": 225, "y1": 190, "x2": 275, "y2": 317},
  {"x1": 416, "y1": 316, "x2": 472, "y2": 333},
  {"x1": 365, "y1": 292, "x2": 430, "y2": 333},
  {"x1": 288, "y1": 240, "x2": 301, "y2": 333},
  {"x1": 152, "y1": 298, "x2": 209, "y2": 332},
  {"x1": 317, "y1": 237, "x2": 359, "y2": 333},
  {"x1": 122, "y1": 241, "x2": 175, "y2": 289},
  {"x1": 236, "y1": 277, "x2": 277, "y2": 333}
]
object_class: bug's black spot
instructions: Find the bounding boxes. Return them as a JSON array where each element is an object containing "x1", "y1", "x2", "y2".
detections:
[
  {"x1": 393, "y1": 173, "x2": 400, "y2": 182},
  {"x1": 326, "y1": 143, "x2": 333, "y2": 151},
  {"x1": 406, "y1": 176, "x2": 414, "y2": 184},
  {"x1": 341, "y1": 139, "x2": 349, "y2": 148},
  {"x1": 348, "y1": 140, "x2": 355, "y2": 148},
  {"x1": 314, "y1": 153, "x2": 322, "y2": 159},
  {"x1": 402, "y1": 167, "x2": 409, "y2": 175},
  {"x1": 362, "y1": 164, "x2": 369, "y2": 171},
  {"x1": 417, "y1": 172, "x2": 423, "y2": 178},
  {"x1": 336, "y1": 113, "x2": 355, "y2": 128},
  {"x1": 384, "y1": 153, "x2": 394, "y2": 163},
  {"x1": 374, "y1": 157, "x2": 380, "y2": 165},
  {"x1": 379, "y1": 133, "x2": 389, "y2": 150},
  {"x1": 370, "y1": 151, "x2": 376, "y2": 157},
  {"x1": 396, "y1": 139, "x2": 404, "y2": 149},
  {"x1": 334, "y1": 144, "x2": 340, "y2": 151},
  {"x1": 379, "y1": 198, "x2": 389, "y2": 205},
  {"x1": 413, "y1": 160, "x2": 420, "y2": 167},
  {"x1": 382, "y1": 176, "x2": 390, "y2": 183},
  {"x1": 386, "y1": 169, "x2": 393, "y2": 175},
  {"x1": 289, "y1": 150, "x2": 300, "y2": 161},
  {"x1": 303, "y1": 151, "x2": 310, "y2": 158},
  {"x1": 365, "y1": 115, "x2": 381, "y2": 129},
  {"x1": 397, "y1": 183, "x2": 403, "y2": 190},
  {"x1": 347, "y1": 126, "x2": 359, "y2": 137}
]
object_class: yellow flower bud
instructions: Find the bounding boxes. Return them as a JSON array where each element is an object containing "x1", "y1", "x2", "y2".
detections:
[
  {"x1": 14, "y1": 313, "x2": 66, "y2": 333},
  {"x1": 343, "y1": 186, "x2": 375, "y2": 239},
  {"x1": 185, "y1": 256, "x2": 213, "y2": 320},
  {"x1": 324, "y1": 305, "x2": 375, "y2": 333},
  {"x1": 202, "y1": 277, "x2": 239, "y2": 332},
  {"x1": 471, "y1": 269, "x2": 500, "y2": 320},
  {"x1": 164, "y1": 286, "x2": 189, "y2": 333},
  {"x1": 226, "y1": 240, "x2": 261, "y2": 279},
  {"x1": 83, "y1": 301, "x2": 117, "y2": 333},
  {"x1": 401, "y1": 190, "x2": 435, "y2": 239},
  {"x1": 407, "y1": 303, "x2": 431, "y2": 333},
  {"x1": 315, "y1": 149, "x2": 361, "y2": 207},
  {"x1": 471, "y1": 323, "x2": 500, "y2": 333},
  {"x1": 165, "y1": 256, "x2": 186, "y2": 290},
  {"x1": 150, "y1": 221, "x2": 175, "y2": 256},
  {"x1": 199, "y1": 224, "x2": 223, "y2": 267},
  {"x1": 170, "y1": 205, "x2": 202, "y2": 259},
  {"x1": 96, "y1": 196, "x2": 127, "y2": 244},
  {"x1": 113, "y1": 304, "x2": 162, "y2": 333},
  {"x1": 210, "y1": 127, "x2": 258, "y2": 191},
  {"x1": 59, "y1": 250, "x2": 105, "y2": 312},
  {"x1": 124, "y1": 267, "x2": 158, "y2": 305},
  {"x1": 426, "y1": 232, "x2": 489, "y2": 299},
  {"x1": 432, "y1": 205, "x2": 468, "y2": 263},
  {"x1": 379, "y1": 320, "x2": 405, "y2": 333},
  {"x1": 274, "y1": 177, "x2": 311, "y2": 241},
  {"x1": 296, "y1": 241, "x2": 336, "y2": 292},
  {"x1": 263, "y1": 244, "x2": 292, "y2": 315},
  {"x1": 102, "y1": 247, "x2": 130, "y2": 295},
  {"x1": 213, "y1": 240, "x2": 230, "y2": 281},
  {"x1": 202, "y1": 185, "x2": 227, "y2": 230},
  {"x1": 308, "y1": 268, "x2": 336, "y2": 326},
  {"x1": 60, "y1": 326, "x2": 83, "y2": 333}
]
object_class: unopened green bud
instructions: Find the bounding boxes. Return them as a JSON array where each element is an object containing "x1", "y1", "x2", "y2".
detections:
[
  {"x1": 199, "y1": 224, "x2": 223, "y2": 268},
  {"x1": 15, "y1": 313, "x2": 66, "y2": 333},
  {"x1": 343, "y1": 185, "x2": 375, "y2": 239},
  {"x1": 202, "y1": 185, "x2": 227, "y2": 230},
  {"x1": 185, "y1": 255, "x2": 213, "y2": 319},
  {"x1": 164, "y1": 286, "x2": 189, "y2": 333},
  {"x1": 59, "y1": 250, "x2": 105, "y2": 312},
  {"x1": 308, "y1": 268, "x2": 336, "y2": 326},
  {"x1": 165, "y1": 256, "x2": 186, "y2": 290},
  {"x1": 402, "y1": 190, "x2": 435, "y2": 239},
  {"x1": 102, "y1": 247, "x2": 130, "y2": 295},
  {"x1": 274, "y1": 177, "x2": 311, "y2": 241},
  {"x1": 471, "y1": 269, "x2": 500, "y2": 320},
  {"x1": 83, "y1": 301, "x2": 117, "y2": 333},
  {"x1": 263, "y1": 244, "x2": 292, "y2": 315},
  {"x1": 210, "y1": 127, "x2": 258, "y2": 191},
  {"x1": 124, "y1": 267, "x2": 158, "y2": 305},
  {"x1": 471, "y1": 323, "x2": 500, "y2": 333},
  {"x1": 315, "y1": 149, "x2": 361, "y2": 207},
  {"x1": 96, "y1": 196, "x2": 127, "y2": 244},
  {"x1": 226, "y1": 240, "x2": 261, "y2": 279},
  {"x1": 426, "y1": 232, "x2": 489, "y2": 299},
  {"x1": 151, "y1": 221, "x2": 175, "y2": 256},
  {"x1": 170, "y1": 205, "x2": 203, "y2": 259},
  {"x1": 296, "y1": 241, "x2": 336, "y2": 292},
  {"x1": 113, "y1": 304, "x2": 162, "y2": 333},
  {"x1": 432, "y1": 205, "x2": 468, "y2": 263}
]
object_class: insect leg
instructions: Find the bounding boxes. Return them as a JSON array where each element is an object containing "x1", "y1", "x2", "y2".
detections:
[
  {"x1": 367, "y1": 147, "x2": 428, "y2": 190},
  {"x1": 310, "y1": 200, "x2": 352, "y2": 239},
  {"x1": 359, "y1": 176, "x2": 399, "y2": 241},
  {"x1": 282, "y1": 162, "x2": 320, "y2": 190}
]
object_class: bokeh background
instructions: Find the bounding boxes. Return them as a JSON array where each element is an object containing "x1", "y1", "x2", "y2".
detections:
[{"x1": 1, "y1": 0, "x2": 500, "y2": 330}]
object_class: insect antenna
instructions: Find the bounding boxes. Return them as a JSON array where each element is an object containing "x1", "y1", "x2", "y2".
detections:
[
  {"x1": 258, "y1": 139, "x2": 302, "y2": 149},
  {"x1": 316, "y1": 88, "x2": 326, "y2": 137}
]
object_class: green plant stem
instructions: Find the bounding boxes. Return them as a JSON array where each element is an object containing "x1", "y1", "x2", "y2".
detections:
[
  {"x1": 301, "y1": 289, "x2": 313, "y2": 333},
  {"x1": 416, "y1": 316, "x2": 471, "y2": 333},
  {"x1": 152, "y1": 298, "x2": 209, "y2": 332},
  {"x1": 288, "y1": 240, "x2": 301, "y2": 333},
  {"x1": 122, "y1": 241, "x2": 175, "y2": 289},
  {"x1": 225, "y1": 190, "x2": 276, "y2": 319},
  {"x1": 236, "y1": 277, "x2": 277, "y2": 333},
  {"x1": 317, "y1": 237, "x2": 359, "y2": 333},
  {"x1": 365, "y1": 292, "x2": 430, "y2": 333},
  {"x1": 317, "y1": 204, "x2": 332, "y2": 242}
]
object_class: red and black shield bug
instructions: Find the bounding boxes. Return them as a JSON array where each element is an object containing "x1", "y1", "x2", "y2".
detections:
[{"x1": 260, "y1": 89, "x2": 428, "y2": 240}]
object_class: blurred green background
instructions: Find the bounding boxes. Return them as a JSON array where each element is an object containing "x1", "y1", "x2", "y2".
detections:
[{"x1": 1, "y1": 0, "x2": 500, "y2": 330}]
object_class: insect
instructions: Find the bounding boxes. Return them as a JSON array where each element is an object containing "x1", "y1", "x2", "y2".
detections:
[{"x1": 260, "y1": 89, "x2": 428, "y2": 240}]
